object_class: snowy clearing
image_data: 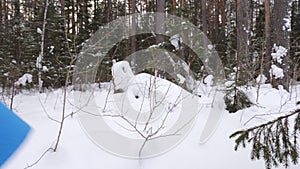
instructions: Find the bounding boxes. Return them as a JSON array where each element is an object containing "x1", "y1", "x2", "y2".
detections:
[{"x1": 2, "y1": 81, "x2": 300, "y2": 169}]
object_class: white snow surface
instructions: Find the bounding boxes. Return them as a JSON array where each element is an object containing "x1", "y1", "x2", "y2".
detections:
[
  {"x1": 256, "y1": 74, "x2": 267, "y2": 84},
  {"x1": 37, "y1": 28, "x2": 42, "y2": 34},
  {"x1": 270, "y1": 64, "x2": 284, "y2": 79},
  {"x1": 36, "y1": 54, "x2": 42, "y2": 69},
  {"x1": 2, "y1": 80, "x2": 300, "y2": 169},
  {"x1": 203, "y1": 75, "x2": 214, "y2": 87},
  {"x1": 207, "y1": 44, "x2": 214, "y2": 50},
  {"x1": 176, "y1": 74, "x2": 185, "y2": 84},
  {"x1": 15, "y1": 73, "x2": 33, "y2": 86},
  {"x1": 169, "y1": 34, "x2": 181, "y2": 50},
  {"x1": 271, "y1": 44, "x2": 287, "y2": 64},
  {"x1": 112, "y1": 61, "x2": 134, "y2": 91},
  {"x1": 42, "y1": 66, "x2": 49, "y2": 72}
]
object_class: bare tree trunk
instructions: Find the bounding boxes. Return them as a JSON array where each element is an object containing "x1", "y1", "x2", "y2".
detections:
[
  {"x1": 172, "y1": 0, "x2": 176, "y2": 15},
  {"x1": 201, "y1": 0, "x2": 207, "y2": 35},
  {"x1": 10, "y1": 84, "x2": 15, "y2": 110},
  {"x1": 37, "y1": 0, "x2": 49, "y2": 92},
  {"x1": 207, "y1": 0, "x2": 213, "y2": 39},
  {"x1": 60, "y1": 0, "x2": 65, "y2": 16},
  {"x1": 0, "y1": 0, "x2": 2, "y2": 24},
  {"x1": 264, "y1": 0, "x2": 271, "y2": 80},
  {"x1": 220, "y1": 0, "x2": 227, "y2": 65},
  {"x1": 71, "y1": 0, "x2": 76, "y2": 36},
  {"x1": 107, "y1": 0, "x2": 112, "y2": 22},
  {"x1": 4, "y1": 0, "x2": 8, "y2": 22},
  {"x1": 130, "y1": 0, "x2": 137, "y2": 71},
  {"x1": 193, "y1": 0, "x2": 199, "y2": 25},
  {"x1": 273, "y1": 1, "x2": 290, "y2": 48},
  {"x1": 272, "y1": 0, "x2": 291, "y2": 91},
  {"x1": 154, "y1": 0, "x2": 165, "y2": 77},
  {"x1": 53, "y1": 5, "x2": 78, "y2": 151},
  {"x1": 156, "y1": 0, "x2": 165, "y2": 44},
  {"x1": 221, "y1": 0, "x2": 226, "y2": 33},
  {"x1": 214, "y1": 0, "x2": 220, "y2": 44},
  {"x1": 236, "y1": 0, "x2": 249, "y2": 83},
  {"x1": 236, "y1": 0, "x2": 249, "y2": 58}
]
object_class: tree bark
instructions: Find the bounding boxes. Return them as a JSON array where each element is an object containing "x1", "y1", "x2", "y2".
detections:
[
  {"x1": 272, "y1": 0, "x2": 290, "y2": 48},
  {"x1": 156, "y1": 0, "x2": 165, "y2": 44},
  {"x1": 107, "y1": 0, "x2": 112, "y2": 22},
  {"x1": 236, "y1": 0, "x2": 249, "y2": 58},
  {"x1": 214, "y1": 0, "x2": 220, "y2": 44},
  {"x1": 236, "y1": 0, "x2": 249, "y2": 83},
  {"x1": 264, "y1": 0, "x2": 271, "y2": 79},
  {"x1": 71, "y1": 0, "x2": 76, "y2": 36},
  {"x1": 221, "y1": 0, "x2": 226, "y2": 33},
  {"x1": 130, "y1": 0, "x2": 137, "y2": 70},
  {"x1": 37, "y1": 0, "x2": 49, "y2": 92},
  {"x1": 271, "y1": 0, "x2": 291, "y2": 91},
  {"x1": 220, "y1": 0, "x2": 227, "y2": 65},
  {"x1": 172, "y1": 0, "x2": 176, "y2": 15},
  {"x1": 201, "y1": 0, "x2": 207, "y2": 35},
  {"x1": 60, "y1": 0, "x2": 65, "y2": 16},
  {"x1": 207, "y1": 0, "x2": 213, "y2": 39},
  {"x1": 0, "y1": 0, "x2": 2, "y2": 25},
  {"x1": 193, "y1": 0, "x2": 199, "y2": 25}
]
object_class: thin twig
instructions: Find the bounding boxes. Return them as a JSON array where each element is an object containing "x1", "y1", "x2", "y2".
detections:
[
  {"x1": 38, "y1": 97, "x2": 60, "y2": 123},
  {"x1": 24, "y1": 147, "x2": 54, "y2": 169}
]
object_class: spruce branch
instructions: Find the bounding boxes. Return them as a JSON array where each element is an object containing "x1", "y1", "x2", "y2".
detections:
[{"x1": 230, "y1": 109, "x2": 300, "y2": 169}]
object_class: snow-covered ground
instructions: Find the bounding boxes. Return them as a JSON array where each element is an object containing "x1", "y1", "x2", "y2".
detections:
[{"x1": 2, "y1": 82, "x2": 300, "y2": 169}]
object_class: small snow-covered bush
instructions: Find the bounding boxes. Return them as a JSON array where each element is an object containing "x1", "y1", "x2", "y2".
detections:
[{"x1": 224, "y1": 88, "x2": 253, "y2": 113}]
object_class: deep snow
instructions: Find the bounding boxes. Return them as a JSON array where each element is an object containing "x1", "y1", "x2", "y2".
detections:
[{"x1": 1, "y1": 82, "x2": 300, "y2": 169}]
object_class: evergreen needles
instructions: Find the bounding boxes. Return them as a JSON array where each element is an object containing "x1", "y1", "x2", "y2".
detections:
[{"x1": 230, "y1": 109, "x2": 300, "y2": 169}]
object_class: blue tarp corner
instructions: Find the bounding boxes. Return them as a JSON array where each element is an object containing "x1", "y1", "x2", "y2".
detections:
[{"x1": 0, "y1": 102, "x2": 31, "y2": 167}]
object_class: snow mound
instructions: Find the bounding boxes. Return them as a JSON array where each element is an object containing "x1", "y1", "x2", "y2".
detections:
[
  {"x1": 112, "y1": 61, "x2": 134, "y2": 92},
  {"x1": 204, "y1": 75, "x2": 214, "y2": 87},
  {"x1": 270, "y1": 65, "x2": 284, "y2": 79},
  {"x1": 15, "y1": 73, "x2": 33, "y2": 86},
  {"x1": 169, "y1": 34, "x2": 181, "y2": 50},
  {"x1": 256, "y1": 74, "x2": 267, "y2": 84}
]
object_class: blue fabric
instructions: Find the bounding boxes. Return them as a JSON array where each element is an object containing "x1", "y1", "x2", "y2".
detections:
[{"x1": 0, "y1": 102, "x2": 31, "y2": 167}]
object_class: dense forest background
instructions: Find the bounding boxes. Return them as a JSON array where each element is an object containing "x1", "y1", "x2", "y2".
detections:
[
  {"x1": 1, "y1": 1, "x2": 300, "y2": 168},
  {"x1": 0, "y1": 0, "x2": 299, "y2": 91}
]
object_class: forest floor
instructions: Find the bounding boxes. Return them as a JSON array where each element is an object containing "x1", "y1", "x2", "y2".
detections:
[{"x1": 2, "y1": 80, "x2": 300, "y2": 169}]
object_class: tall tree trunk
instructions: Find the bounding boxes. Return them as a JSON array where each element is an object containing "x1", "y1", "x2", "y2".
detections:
[
  {"x1": 107, "y1": 0, "x2": 112, "y2": 22},
  {"x1": 236, "y1": 0, "x2": 249, "y2": 83},
  {"x1": 271, "y1": 0, "x2": 291, "y2": 90},
  {"x1": 61, "y1": 0, "x2": 65, "y2": 16},
  {"x1": 201, "y1": 0, "x2": 207, "y2": 35},
  {"x1": 71, "y1": 0, "x2": 76, "y2": 36},
  {"x1": 37, "y1": 0, "x2": 49, "y2": 92},
  {"x1": 264, "y1": 0, "x2": 271, "y2": 79},
  {"x1": 221, "y1": 0, "x2": 226, "y2": 33},
  {"x1": 220, "y1": 0, "x2": 227, "y2": 66},
  {"x1": 4, "y1": 0, "x2": 8, "y2": 22},
  {"x1": 155, "y1": 0, "x2": 165, "y2": 77},
  {"x1": 156, "y1": 0, "x2": 165, "y2": 44},
  {"x1": 236, "y1": 0, "x2": 249, "y2": 58},
  {"x1": 0, "y1": 0, "x2": 2, "y2": 25},
  {"x1": 193, "y1": 0, "x2": 199, "y2": 25},
  {"x1": 207, "y1": 0, "x2": 213, "y2": 39},
  {"x1": 172, "y1": 0, "x2": 176, "y2": 15},
  {"x1": 214, "y1": 0, "x2": 220, "y2": 45},
  {"x1": 130, "y1": 0, "x2": 137, "y2": 70},
  {"x1": 273, "y1": 1, "x2": 290, "y2": 48}
]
